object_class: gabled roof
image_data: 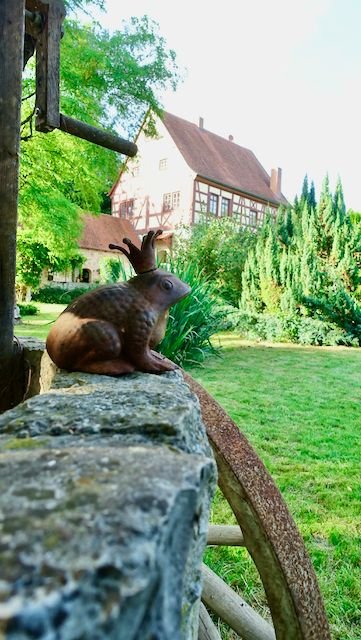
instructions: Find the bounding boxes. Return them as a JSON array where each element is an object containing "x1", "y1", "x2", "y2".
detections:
[
  {"x1": 79, "y1": 214, "x2": 140, "y2": 251},
  {"x1": 162, "y1": 112, "x2": 288, "y2": 205}
]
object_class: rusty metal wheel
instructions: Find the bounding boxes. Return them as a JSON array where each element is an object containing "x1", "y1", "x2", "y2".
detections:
[{"x1": 183, "y1": 373, "x2": 331, "y2": 640}]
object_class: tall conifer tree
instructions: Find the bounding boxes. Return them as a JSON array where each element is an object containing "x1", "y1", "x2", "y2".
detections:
[{"x1": 240, "y1": 175, "x2": 361, "y2": 342}]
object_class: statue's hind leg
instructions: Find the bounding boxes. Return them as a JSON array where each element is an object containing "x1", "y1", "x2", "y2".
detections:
[
  {"x1": 70, "y1": 320, "x2": 136, "y2": 374},
  {"x1": 47, "y1": 315, "x2": 132, "y2": 374},
  {"x1": 76, "y1": 358, "x2": 135, "y2": 375}
]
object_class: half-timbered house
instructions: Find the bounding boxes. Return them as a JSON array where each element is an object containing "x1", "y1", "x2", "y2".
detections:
[{"x1": 110, "y1": 112, "x2": 288, "y2": 236}]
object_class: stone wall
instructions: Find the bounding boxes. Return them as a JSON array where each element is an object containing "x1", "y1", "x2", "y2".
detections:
[{"x1": 0, "y1": 343, "x2": 217, "y2": 639}]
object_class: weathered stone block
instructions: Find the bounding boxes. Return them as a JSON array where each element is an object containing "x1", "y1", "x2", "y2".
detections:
[
  {"x1": 0, "y1": 366, "x2": 216, "y2": 639},
  {"x1": 20, "y1": 338, "x2": 57, "y2": 400}
]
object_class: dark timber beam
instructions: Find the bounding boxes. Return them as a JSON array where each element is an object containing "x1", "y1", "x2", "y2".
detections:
[
  {"x1": 0, "y1": 1, "x2": 25, "y2": 410},
  {"x1": 58, "y1": 115, "x2": 138, "y2": 156},
  {"x1": 34, "y1": 0, "x2": 65, "y2": 131}
]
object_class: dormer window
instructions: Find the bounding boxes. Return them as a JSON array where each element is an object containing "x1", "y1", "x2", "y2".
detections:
[{"x1": 159, "y1": 158, "x2": 167, "y2": 170}]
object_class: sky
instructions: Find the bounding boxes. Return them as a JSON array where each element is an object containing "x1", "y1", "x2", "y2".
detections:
[{"x1": 90, "y1": 0, "x2": 361, "y2": 210}]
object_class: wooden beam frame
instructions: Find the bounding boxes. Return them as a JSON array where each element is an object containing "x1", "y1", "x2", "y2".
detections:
[
  {"x1": 0, "y1": 1, "x2": 25, "y2": 411},
  {"x1": 32, "y1": 0, "x2": 64, "y2": 131}
]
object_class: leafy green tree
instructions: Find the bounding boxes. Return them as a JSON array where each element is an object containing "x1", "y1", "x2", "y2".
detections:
[
  {"x1": 18, "y1": 5, "x2": 180, "y2": 291},
  {"x1": 174, "y1": 218, "x2": 256, "y2": 306}
]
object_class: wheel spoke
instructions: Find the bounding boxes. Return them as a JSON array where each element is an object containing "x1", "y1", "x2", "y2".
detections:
[
  {"x1": 207, "y1": 524, "x2": 245, "y2": 546},
  {"x1": 202, "y1": 563, "x2": 276, "y2": 640},
  {"x1": 198, "y1": 601, "x2": 222, "y2": 640}
]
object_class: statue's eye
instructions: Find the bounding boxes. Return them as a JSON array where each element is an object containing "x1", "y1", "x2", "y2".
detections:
[{"x1": 162, "y1": 279, "x2": 173, "y2": 291}]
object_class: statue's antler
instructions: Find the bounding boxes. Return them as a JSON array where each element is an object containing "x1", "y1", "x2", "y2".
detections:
[{"x1": 109, "y1": 229, "x2": 163, "y2": 274}]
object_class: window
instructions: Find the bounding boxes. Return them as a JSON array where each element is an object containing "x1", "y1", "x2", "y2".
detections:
[
  {"x1": 163, "y1": 191, "x2": 180, "y2": 211},
  {"x1": 208, "y1": 193, "x2": 219, "y2": 215},
  {"x1": 172, "y1": 191, "x2": 180, "y2": 209},
  {"x1": 199, "y1": 196, "x2": 207, "y2": 213},
  {"x1": 249, "y1": 209, "x2": 257, "y2": 226},
  {"x1": 119, "y1": 199, "x2": 134, "y2": 218},
  {"x1": 220, "y1": 197, "x2": 231, "y2": 216},
  {"x1": 163, "y1": 193, "x2": 172, "y2": 211},
  {"x1": 159, "y1": 158, "x2": 167, "y2": 170}
]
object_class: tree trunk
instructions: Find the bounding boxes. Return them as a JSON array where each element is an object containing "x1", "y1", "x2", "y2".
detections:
[{"x1": 0, "y1": 0, "x2": 25, "y2": 411}]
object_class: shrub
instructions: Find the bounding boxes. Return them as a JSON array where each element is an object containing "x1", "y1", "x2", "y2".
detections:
[
  {"x1": 32, "y1": 285, "x2": 96, "y2": 304},
  {"x1": 157, "y1": 259, "x2": 225, "y2": 366},
  {"x1": 234, "y1": 312, "x2": 358, "y2": 346},
  {"x1": 213, "y1": 302, "x2": 239, "y2": 331},
  {"x1": 18, "y1": 303, "x2": 38, "y2": 316},
  {"x1": 296, "y1": 317, "x2": 358, "y2": 347}
]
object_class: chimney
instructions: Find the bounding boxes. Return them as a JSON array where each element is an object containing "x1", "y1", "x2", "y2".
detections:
[
  {"x1": 199, "y1": 116, "x2": 204, "y2": 130},
  {"x1": 270, "y1": 167, "x2": 282, "y2": 198},
  {"x1": 228, "y1": 135, "x2": 234, "y2": 142}
]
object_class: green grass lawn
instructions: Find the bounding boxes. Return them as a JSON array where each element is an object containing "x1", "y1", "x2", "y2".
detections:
[
  {"x1": 15, "y1": 303, "x2": 65, "y2": 341},
  {"x1": 187, "y1": 333, "x2": 361, "y2": 640}
]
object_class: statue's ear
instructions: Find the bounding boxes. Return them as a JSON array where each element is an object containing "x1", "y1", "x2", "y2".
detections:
[{"x1": 109, "y1": 229, "x2": 162, "y2": 274}]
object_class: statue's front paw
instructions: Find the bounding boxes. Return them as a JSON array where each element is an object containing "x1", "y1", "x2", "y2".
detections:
[
  {"x1": 138, "y1": 351, "x2": 177, "y2": 373},
  {"x1": 150, "y1": 350, "x2": 178, "y2": 372}
]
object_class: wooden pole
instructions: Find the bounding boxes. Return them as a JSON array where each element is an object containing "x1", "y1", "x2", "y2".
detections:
[
  {"x1": 202, "y1": 564, "x2": 276, "y2": 640},
  {"x1": 0, "y1": 0, "x2": 25, "y2": 410}
]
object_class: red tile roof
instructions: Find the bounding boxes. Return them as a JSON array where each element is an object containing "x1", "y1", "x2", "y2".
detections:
[
  {"x1": 79, "y1": 214, "x2": 140, "y2": 251},
  {"x1": 162, "y1": 112, "x2": 288, "y2": 205}
]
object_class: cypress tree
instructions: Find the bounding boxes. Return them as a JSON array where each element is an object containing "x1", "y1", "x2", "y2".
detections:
[
  {"x1": 239, "y1": 174, "x2": 361, "y2": 342},
  {"x1": 300, "y1": 174, "x2": 309, "y2": 208},
  {"x1": 333, "y1": 176, "x2": 346, "y2": 226},
  {"x1": 241, "y1": 249, "x2": 262, "y2": 313},
  {"x1": 308, "y1": 181, "x2": 316, "y2": 211}
]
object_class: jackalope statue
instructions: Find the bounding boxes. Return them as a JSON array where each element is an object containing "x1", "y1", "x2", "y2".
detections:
[{"x1": 46, "y1": 230, "x2": 190, "y2": 375}]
